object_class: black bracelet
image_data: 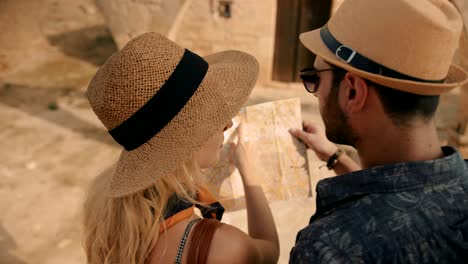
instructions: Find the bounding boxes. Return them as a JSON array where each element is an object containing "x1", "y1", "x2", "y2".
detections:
[{"x1": 326, "y1": 149, "x2": 344, "y2": 170}]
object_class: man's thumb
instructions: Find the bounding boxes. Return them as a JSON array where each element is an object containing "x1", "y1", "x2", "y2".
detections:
[{"x1": 289, "y1": 128, "x2": 307, "y2": 140}]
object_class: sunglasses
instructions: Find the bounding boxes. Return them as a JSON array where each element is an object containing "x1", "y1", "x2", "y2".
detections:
[{"x1": 299, "y1": 68, "x2": 338, "y2": 93}]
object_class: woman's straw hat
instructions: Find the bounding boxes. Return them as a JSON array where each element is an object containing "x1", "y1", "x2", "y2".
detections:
[
  {"x1": 87, "y1": 33, "x2": 258, "y2": 197},
  {"x1": 300, "y1": 0, "x2": 468, "y2": 95}
]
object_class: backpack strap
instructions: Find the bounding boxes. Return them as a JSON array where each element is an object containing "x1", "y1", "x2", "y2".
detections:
[{"x1": 187, "y1": 218, "x2": 222, "y2": 264}]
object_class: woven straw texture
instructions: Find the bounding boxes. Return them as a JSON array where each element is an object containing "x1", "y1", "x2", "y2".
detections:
[
  {"x1": 300, "y1": 0, "x2": 468, "y2": 95},
  {"x1": 87, "y1": 33, "x2": 259, "y2": 197}
]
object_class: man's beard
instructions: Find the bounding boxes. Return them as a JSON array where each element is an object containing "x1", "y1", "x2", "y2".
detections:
[{"x1": 321, "y1": 88, "x2": 358, "y2": 147}]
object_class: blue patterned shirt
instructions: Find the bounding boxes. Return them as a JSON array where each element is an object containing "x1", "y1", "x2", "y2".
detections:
[{"x1": 290, "y1": 146, "x2": 468, "y2": 263}]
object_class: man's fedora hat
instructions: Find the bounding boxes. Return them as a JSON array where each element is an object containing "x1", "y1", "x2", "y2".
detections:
[
  {"x1": 87, "y1": 33, "x2": 258, "y2": 197},
  {"x1": 300, "y1": 0, "x2": 468, "y2": 95}
]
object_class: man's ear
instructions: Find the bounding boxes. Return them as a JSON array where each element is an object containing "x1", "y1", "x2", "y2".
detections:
[{"x1": 341, "y1": 72, "x2": 369, "y2": 113}]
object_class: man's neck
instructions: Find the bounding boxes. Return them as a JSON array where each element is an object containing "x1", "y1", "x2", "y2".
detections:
[{"x1": 356, "y1": 120, "x2": 444, "y2": 169}]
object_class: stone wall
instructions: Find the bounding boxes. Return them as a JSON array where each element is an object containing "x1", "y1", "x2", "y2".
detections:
[
  {"x1": 0, "y1": 0, "x2": 53, "y2": 77},
  {"x1": 0, "y1": 0, "x2": 107, "y2": 79},
  {"x1": 172, "y1": 0, "x2": 276, "y2": 84},
  {"x1": 96, "y1": 0, "x2": 186, "y2": 49}
]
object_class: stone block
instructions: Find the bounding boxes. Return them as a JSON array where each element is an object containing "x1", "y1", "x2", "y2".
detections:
[
  {"x1": 96, "y1": 0, "x2": 186, "y2": 48},
  {"x1": 0, "y1": 0, "x2": 53, "y2": 77}
]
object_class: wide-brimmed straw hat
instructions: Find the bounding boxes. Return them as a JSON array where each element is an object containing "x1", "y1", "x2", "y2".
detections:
[
  {"x1": 300, "y1": 0, "x2": 468, "y2": 95},
  {"x1": 87, "y1": 33, "x2": 258, "y2": 197}
]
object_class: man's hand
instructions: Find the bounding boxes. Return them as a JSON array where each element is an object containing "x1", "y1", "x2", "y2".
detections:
[{"x1": 289, "y1": 121, "x2": 338, "y2": 161}]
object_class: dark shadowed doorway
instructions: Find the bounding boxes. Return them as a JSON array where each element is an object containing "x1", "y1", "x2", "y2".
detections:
[{"x1": 272, "y1": 0, "x2": 332, "y2": 82}]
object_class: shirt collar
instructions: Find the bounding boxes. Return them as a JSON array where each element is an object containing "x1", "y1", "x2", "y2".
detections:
[{"x1": 315, "y1": 146, "x2": 467, "y2": 214}]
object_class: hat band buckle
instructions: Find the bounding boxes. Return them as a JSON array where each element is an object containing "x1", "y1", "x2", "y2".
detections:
[{"x1": 336, "y1": 45, "x2": 356, "y2": 63}]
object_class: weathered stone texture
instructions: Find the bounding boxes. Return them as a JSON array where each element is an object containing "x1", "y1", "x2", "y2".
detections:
[
  {"x1": 96, "y1": 0, "x2": 186, "y2": 49},
  {"x1": 172, "y1": 0, "x2": 276, "y2": 84},
  {"x1": 0, "y1": 0, "x2": 106, "y2": 79},
  {"x1": 0, "y1": 0, "x2": 52, "y2": 77}
]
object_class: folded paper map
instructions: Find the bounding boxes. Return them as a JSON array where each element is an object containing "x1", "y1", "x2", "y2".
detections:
[{"x1": 203, "y1": 98, "x2": 312, "y2": 211}]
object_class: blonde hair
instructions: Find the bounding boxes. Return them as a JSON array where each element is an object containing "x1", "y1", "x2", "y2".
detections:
[{"x1": 83, "y1": 156, "x2": 203, "y2": 264}]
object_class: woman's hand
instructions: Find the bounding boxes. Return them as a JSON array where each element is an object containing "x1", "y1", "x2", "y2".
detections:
[
  {"x1": 228, "y1": 122, "x2": 280, "y2": 263},
  {"x1": 289, "y1": 121, "x2": 338, "y2": 161},
  {"x1": 230, "y1": 124, "x2": 260, "y2": 185}
]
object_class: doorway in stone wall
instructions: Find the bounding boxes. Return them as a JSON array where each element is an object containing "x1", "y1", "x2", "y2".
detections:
[{"x1": 272, "y1": 0, "x2": 332, "y2": 82}]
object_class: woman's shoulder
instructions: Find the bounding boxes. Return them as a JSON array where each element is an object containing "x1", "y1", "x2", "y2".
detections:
[{"x1": 206, "y1": 223, "x2": 261, "y2": 264}]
